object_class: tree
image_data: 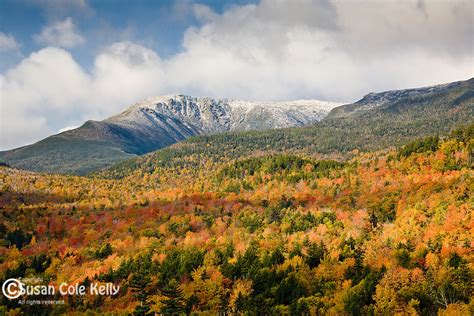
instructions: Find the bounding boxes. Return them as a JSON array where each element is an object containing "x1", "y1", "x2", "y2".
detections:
[
  {"x1": 160, "y1": 281, "x2": 186, "y2": 315},
  {"x1": 95, "y1": 243, "x2": 113, "y2": 259},
  {"x1": 129, "y1": 269, "x2": 152, "y2": 315}
]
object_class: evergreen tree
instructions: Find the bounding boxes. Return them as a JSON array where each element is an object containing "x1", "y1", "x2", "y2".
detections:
[
  {"x1": 160, "y1": 281, "x2": 187, "y2": 315},
  {"x1": 130, "y1": 270, "x2": 152, "y2": 315}
]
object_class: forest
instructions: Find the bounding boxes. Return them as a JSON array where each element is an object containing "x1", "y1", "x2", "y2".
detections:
[{"x1": 0, "y1": 124, "x2": 473, "y2": 315}]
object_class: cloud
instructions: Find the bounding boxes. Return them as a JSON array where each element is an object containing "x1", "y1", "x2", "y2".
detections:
[
  {"x1": 332, "y1": 0, "x2": 473, "y2": 58},
  {"x1": 0, "y1": 43, "x2": 164, "y2": 149},
  {"x1": 1, "y1": 0, "x2": 473, "y2": 150},
  {"x1": 90, "y1": 41, "x2": 164, "y2": 112},
  {"x1": 163, "y1": 0, "x2": 472, "y2": 100},
  {"x1": 170, "y1": 0, "x2": 194, "y2": 22},
  {"x1": 0, "y1": 33, "x2": 20, "y2": 52},
  {"x1": 34, "y1": 17, "x2": 85, "y2": 48},
  {"x1": 0, "y1": 47, "x2": 91, "y2": 149}
]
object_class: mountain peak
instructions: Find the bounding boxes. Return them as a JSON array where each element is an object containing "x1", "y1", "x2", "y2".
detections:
[
  {"x1": 125, "y1": 94, "x2": 340, "y2": 112},
  {"x1": 107, "y1": 94, "x2": 341, "y2": 137}
]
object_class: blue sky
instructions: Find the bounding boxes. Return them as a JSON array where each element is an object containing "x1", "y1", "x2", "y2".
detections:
[
  {"x1": 0, "y1": 0, "x2": 472, "y2": 150},
  {"x1": 0, "y1": 0, "x2": 257, "y2": 72}
]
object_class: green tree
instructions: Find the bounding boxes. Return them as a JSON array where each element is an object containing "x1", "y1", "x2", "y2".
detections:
[
  {"x1": 160, "y1": 281, "x2": 186, "y2": 315},
  {"x1": 130, "y1": 270, "x2": 152, "y2": 315}
]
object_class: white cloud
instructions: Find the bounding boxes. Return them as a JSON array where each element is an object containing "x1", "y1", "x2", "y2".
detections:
[
  {"x1": 0, "y1": 33, "x2": 20, "y2": 52},
  {"x1": 90, "y1": 41, "x2": 164, "y2": 113},
  {"x1": 0, "y1": 43, "x2": 165, "y2": 149},
  {"x1": 0, "y1": 47, "x2": 90, "y2": 149},
  {"x1": 161, "y1": 0, "x2": 472, "y2": 100},
  {"x1": 33, "y1": 17, "x2": 85, "y2": 48},
  {"x1": 1, "y1": 0, "x2": 473, "y2": 150}
]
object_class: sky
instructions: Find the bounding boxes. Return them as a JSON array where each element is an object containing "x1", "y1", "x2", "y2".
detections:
[{"x1": 0, "y1": 0, "x2": 473, "y2": 150}]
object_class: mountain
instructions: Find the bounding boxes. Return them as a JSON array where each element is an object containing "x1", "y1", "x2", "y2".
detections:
[
  {"x1": 328, "y1": 79, "x2": 473, "y2": 119},
  {"x1": 103, "y1": 78, "x2": 473, "y2": 177},
  {"x1": 105, "y1": 95, "x2": 338, "y2": 136},
  {"x1": 2, "y1": 78, "x2": 472, "y2": 176},
  {"x1": 0, "y1": 96, "x2": 339, "y2": 175}
]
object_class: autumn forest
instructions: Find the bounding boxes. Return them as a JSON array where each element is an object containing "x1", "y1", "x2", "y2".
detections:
[{"x1": 0, "y1": 124, "x2": 472, "y2": 315}]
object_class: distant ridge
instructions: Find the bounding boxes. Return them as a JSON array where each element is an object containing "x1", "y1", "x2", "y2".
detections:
[
  {"x1": 102, "y1": 78, "x2": 474, "y2": 177},
  {"x1": 329, "y1": 79, "x2": 473, "y2": 118},
  {"x1": 0, "y1": 96, "x2": 339, "y2": 174}
]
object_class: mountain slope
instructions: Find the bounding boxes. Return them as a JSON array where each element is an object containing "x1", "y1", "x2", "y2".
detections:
[
  {"x1": 0, "y1": 96, "x2": 339, "y2": 175},
  {"x1": 104, "y1": 78, "x2": 473, "y2": 177}
]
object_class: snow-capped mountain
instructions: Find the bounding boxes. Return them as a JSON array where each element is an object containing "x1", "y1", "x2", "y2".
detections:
[
  {"x1": 0, "y1": 95, "x2": 340, "y2": 174},
  {"x1": 106, "y1": 94, "x2": 339, "y2": 135},
  {"x1": 1, "y1": 77, "x2": 471, "y2": 176}
]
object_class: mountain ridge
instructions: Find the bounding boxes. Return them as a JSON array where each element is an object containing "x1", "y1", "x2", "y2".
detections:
[
  {"x1": 329, "y1": 78, "x2": 473, "y2": 118},
  {"x1": 1, "y1": 78, "x2": 472, "y2": 175},
  {"x1": 0, "y1": 95, "x2": 340, "y2": 174},
  {"x1": 101, "y1": 78, "x2": 473, "y2": 178},
  {"x1": 107, "y1": 94, "x2": 339, "y2": 133}
]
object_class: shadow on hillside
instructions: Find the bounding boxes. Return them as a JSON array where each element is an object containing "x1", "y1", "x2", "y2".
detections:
[{"x1": 0, "y1": 190, "x2": 75, "y2": 208}]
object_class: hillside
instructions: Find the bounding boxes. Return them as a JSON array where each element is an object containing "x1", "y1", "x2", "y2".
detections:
[
  {"x1": 104, "y1": 78, "x2": 474, "y2": 178},
  {"x1": 1, "y1": 125, "x2": 472, "y2": 314},
  {"x1": 0, "y1": 96, "x2": 338, "y2": 175}
]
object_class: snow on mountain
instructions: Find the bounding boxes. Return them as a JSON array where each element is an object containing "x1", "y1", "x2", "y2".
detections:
[
  {"x1": 106, "y1": 94, "x2": 341, "y2": 135},
  {"x1": 0, "y1": 94, "x2": 341, "y2": 175},
  {"x1": 329, "y1": 80, "x2": 467, "y2": 118}
]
